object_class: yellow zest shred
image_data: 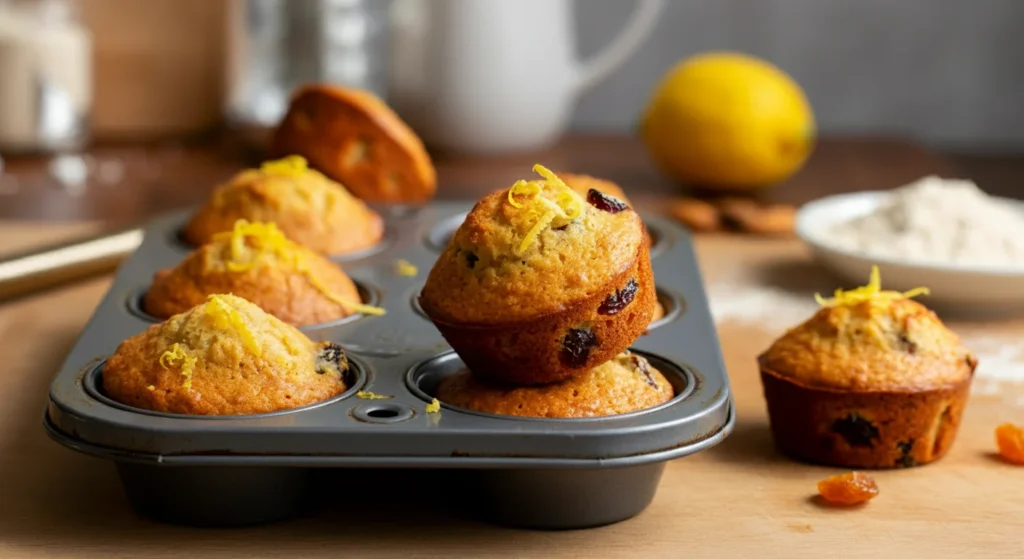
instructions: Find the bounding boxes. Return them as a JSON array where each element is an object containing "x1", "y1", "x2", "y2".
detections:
[
  {"x1": 205, "y1": 294, "x2": 263, "y2": 356},
  {"x1": 394, "y1": 259, "x2": 418, "y2": 277},
  {"x1": 356, "y1": 391, "x2": 392, "y2": 400},
  {"x1": 506, "y1": 164, "x2": 583, "y2": 254},
  {"x1": 213, "y1": 219, "x2": 386, "y2": 316},
  {"x1": 159, "y1": 342, "x2": 198, "y2": 389},
  {"x1": 260, "y1": 155, "x2": 309, "y2": 178},
  {"x1": 814, "y1": 265, "x2": 930, "y2": 308},
  {"x1": 146, "y1": 385, "x2": 156, "y2": 391},
  {"x1": 426, "y1": 398, "x2": 441, "y2": 414}
]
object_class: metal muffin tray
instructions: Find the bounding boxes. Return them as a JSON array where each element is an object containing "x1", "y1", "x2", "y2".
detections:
[{"x1": 44, "y1": 202, "x2": 734, "y2": 530}]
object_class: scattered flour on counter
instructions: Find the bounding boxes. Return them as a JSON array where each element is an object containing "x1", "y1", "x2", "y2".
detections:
[
  {"x1": 821, "y1": 176, "x2": 1024, "y2": 268},
  {"x1": 706, "y1": 281, "x2": 818, "y2": 334}
]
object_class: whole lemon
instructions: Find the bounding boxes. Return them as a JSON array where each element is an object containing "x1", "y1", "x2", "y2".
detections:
[{"x1": 640, "y1": 52, "x2": 815, "y2": 190}]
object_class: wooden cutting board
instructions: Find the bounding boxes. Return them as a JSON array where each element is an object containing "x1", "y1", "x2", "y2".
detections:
[{"x1": 1, "y1": 223, "x2": 1021, "y2": 558}]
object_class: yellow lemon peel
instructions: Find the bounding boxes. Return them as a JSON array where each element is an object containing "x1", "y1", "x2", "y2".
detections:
[
  {"x1": 814, "y1": 265, "x2": 930, "y2": 308},
  {"x1": 260, "y1": 155, "x2": 309, "y2": 178},
  {"x1": 394, "y1": 259, "x2": 418, "y2": 277},
  {"x1": 426, "y1": 398, "x2": 441, "y2": 414},
  {"x1": 213, "y1": 219, "x2": 386, "y2": 316},
  {"x1": 506, "y1": 164, "x2": 583, "y2": 254},
  {"x1": 205, "y1": 294, "x2": 263, "y2": 356},
  {"x1": 356, "y1": 391, "x2": 392, "y2": 400},
  {"x1": 159, "y1": 342, "x2": 198, "y2": 389}
]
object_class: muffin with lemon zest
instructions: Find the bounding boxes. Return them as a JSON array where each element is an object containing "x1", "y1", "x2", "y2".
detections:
[
  {"x1": 145, "y1": 219, "x2": 383, "y2": 326},
  {"x1": 103, "y1": 294, "x2": 351, "y2": 415},
  {"x1": 183, "y1": 155, "x2": 384, "y2": 255},
  {"x1": 758, "y1": 266, "x2": 976, "y2": 468},
  {"x1": 420, "y1": 164, "x2": 655, "y2": 385}
]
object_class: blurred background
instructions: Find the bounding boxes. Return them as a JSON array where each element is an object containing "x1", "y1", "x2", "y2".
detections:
[{"x1": 1, "y1": 0, "x2": 1023, "y2": 222}]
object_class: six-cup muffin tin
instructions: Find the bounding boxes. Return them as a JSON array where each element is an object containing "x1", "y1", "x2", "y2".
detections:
[{"x1": 44, "y1": 202, "x2": 735, "y2": 529}]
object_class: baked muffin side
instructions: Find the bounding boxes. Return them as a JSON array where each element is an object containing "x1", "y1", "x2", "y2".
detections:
[
  {"x1": 146, "y1": 220, "x2": 379, "y2": 326},
  {"x1": 436, "y1": 351, "x2": 674, "y2": 418},
  {"x1": 758, "y1": 266, "x2": 976, "y2": 468},
  {"x1": 183, "y1": 155, "x2": 384, "y2": 255},
  {"x1": 104, "y1": 294, "x2": 350, "y2": 416}
]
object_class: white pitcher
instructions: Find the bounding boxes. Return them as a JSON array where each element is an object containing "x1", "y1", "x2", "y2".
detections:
[{"x1": 388, "y1": 0, "x2": 665, "y2": 154}]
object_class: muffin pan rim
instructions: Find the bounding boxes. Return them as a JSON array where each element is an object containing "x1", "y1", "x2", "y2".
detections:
[{"x1": 403, "y1": 348, "x2": 696, "y2": 423}]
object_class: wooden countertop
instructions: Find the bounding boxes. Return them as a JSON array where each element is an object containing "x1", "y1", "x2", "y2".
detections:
[{"x1": 2, "y1": 136, "x2": 1023, "y2": 557}]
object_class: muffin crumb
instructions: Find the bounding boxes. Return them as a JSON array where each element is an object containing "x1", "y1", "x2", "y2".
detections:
[{"x1": 816, "y1": 472, "x2": 878, "y2": 505}]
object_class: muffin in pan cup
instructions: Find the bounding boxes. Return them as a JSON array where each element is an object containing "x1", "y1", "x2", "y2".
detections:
[
  {"x1": 183, "y1": 155, "x2": 383, "y2": 256},
  {"x1": 420, "y1": 164, "x2": 656, "y2": 385},
  {"x1": 145, "y1": 219, "x2": 382, "y2": 327},
  {"x1": 104, "y1": 294, "x2": 351, "y2": 416},
  {"x1": 758, "y1": 266, "x2": 976, "y2": 468},
  {"x1": 437, "y1": 350, "x2": 673, "y2": 418}
]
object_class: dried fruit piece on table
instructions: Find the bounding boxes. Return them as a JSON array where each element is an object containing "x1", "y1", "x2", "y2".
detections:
[
  {"x1": 816, "y1": 471, "x2": 879, "y2": 505},
  {"x1": 995, "y1": 423, "x2": 1024, "y2": 465}
]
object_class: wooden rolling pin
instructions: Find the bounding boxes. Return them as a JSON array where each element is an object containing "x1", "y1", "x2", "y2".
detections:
[{"x1": 0, "y1": 226, "x2": 143, "y2": 301}]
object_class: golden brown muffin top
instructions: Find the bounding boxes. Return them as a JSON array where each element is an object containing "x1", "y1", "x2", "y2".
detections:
[
  {"x1": 103, "y1": 294, "x2": 350, "y2": 415},
  {"x1": 145, "y1": 220, "x2": 379, "y2": 324},
  {"x1": 184, "y1": 156, "x2": 383, "y2": 255},
  {"x1": 436, "y1": 351, "x2": 674, "y2": 418},
  {"x1": 421, "y1": 165, "x2": 645, "y2": 324},
  {"x1": 761, "y1": 267, "x2": 975, "y2": 391}
]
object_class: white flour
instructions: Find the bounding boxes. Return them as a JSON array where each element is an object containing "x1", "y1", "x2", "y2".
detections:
[
  {"x1": 822, "y1": 176, "x2": 1024, "y2": 268},
  {"x1": 707, "y1": 282, "x2": 1024, "y2": 387}
]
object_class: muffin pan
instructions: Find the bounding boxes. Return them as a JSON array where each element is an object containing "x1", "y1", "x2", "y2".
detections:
[{"x1": 44, "y1": 202, "x2": 734, "y2": 529}]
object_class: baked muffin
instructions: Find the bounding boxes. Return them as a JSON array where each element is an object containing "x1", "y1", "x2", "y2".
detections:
[
  {"x1": 758, "y1": 266, "x2": 976, "y2": 468},
  {"x1": 145, "y1": 220, "x2": 382, "y2": 326},
  {"x1": 103, "y1": 294, "x2": 351, "y2": 415},
  {"x1": 561, "y1": 173, "x2": 632, "y2": 207},
  {"x1": 420, "y1": 164, "x2": 655, "y2": 385},
  {"x1": 436, "y1": 351, "x2": 673, "y2": 418},
  {"x1": 183, "y1": 155, "x2": 384, "y2": 255},
  {"x1": 271, "y1": 84, "x2": 436, "y2": 203}
]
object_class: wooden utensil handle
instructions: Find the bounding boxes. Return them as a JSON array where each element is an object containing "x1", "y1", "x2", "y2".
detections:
[{"x1": 0, "y1": 227, "x2": 143, "y2": 301}]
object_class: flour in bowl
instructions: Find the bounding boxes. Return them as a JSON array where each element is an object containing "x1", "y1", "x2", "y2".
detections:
[{"x1": 822, "y1": 176, "x2": 1024, "y2": 268}]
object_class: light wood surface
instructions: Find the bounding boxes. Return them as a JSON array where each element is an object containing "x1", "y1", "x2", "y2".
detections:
[{"x1": 1, "y1": 222, "x2": 1022, "y2": 558}]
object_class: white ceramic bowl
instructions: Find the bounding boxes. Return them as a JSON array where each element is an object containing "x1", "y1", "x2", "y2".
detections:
[{"x1": 795, "y1": 191, "x2": 1024, "y2": 316}]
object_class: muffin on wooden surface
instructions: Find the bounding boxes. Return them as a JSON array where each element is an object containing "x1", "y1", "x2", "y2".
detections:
[
  {"x1": 183, "y1": 155, "x2": 383, "y2": 255},
  {"x1": 420, "y1": 164, "x2": 655, "y2": 385},
  {"x1": 271, "y1": 84, "x2": 436, "y2": 204},
  {"x1": 145, "y1": 220, "x2": 381, "y2": 326},
  {"x1": 104, "y1": 294, "x2": 351, "y2": 416},
  {"x1": 758, "y1": 266, "x2": 976, "y2": 468},
  {"x1": 436, "y1": 351, "x2": 673, "y2": 418}
]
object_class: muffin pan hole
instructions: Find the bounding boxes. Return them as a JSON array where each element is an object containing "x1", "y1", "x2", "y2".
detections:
[
  {"x1": 125, "y1": 287, "x2": 161, "y2": 324},
  {"x1": 351, "y1": 403, "x2": 414, "y2": 424},
  {"x1": 404, "y1": 349, "x2": 695, "y2": 422},
  {"x1": 169, "y1": 226, "x2": 196, "y2": 252},
  {"x1": 424, "y1": 212, "x2": 468, "y2": 252},
  {"x1": 82, "y1": 357, "x2": 366, "y2": 420},
  {"x1": 647, "y1": 287, "x2": 685, "y2": 332}
]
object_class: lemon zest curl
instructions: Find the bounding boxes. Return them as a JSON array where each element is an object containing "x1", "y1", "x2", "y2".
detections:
[
  {"x1": 814, "y1": 265, "x2": 930, "y2": 308},
  {"x1": 505, "y1": 164, "x2": 583, "y2": 254}
]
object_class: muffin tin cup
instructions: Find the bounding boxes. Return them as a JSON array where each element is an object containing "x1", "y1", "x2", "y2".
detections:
[{"x1": 44, "y1": 203, "x2": 734, "y2": 529}]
